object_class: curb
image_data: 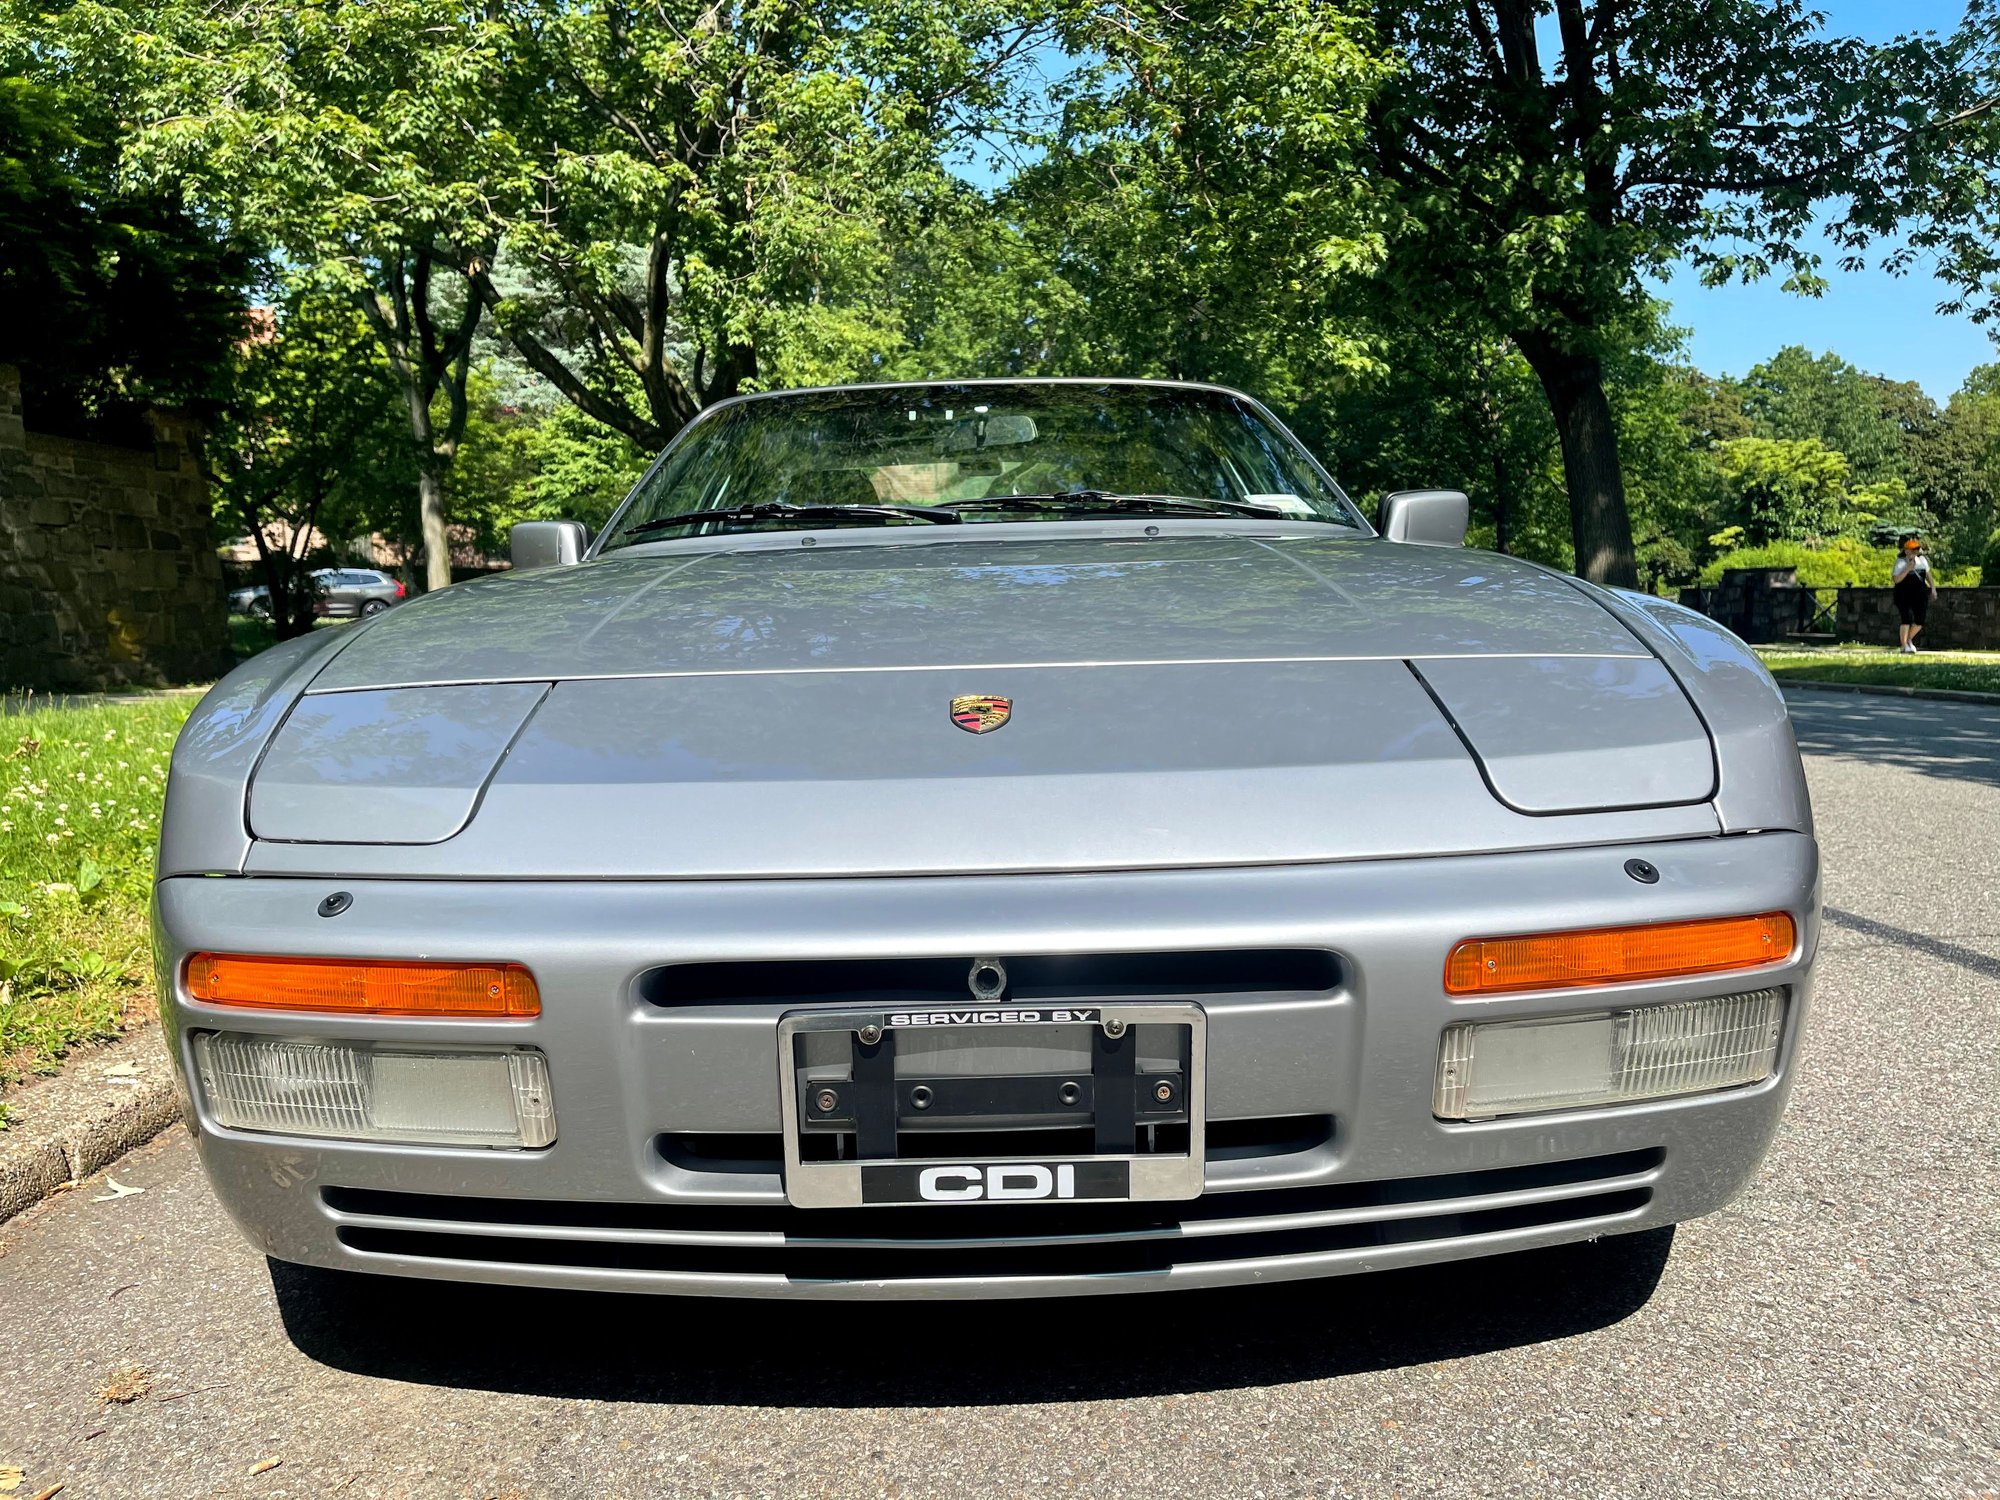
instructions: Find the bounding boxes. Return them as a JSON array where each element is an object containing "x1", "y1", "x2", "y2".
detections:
[
  {"x1": 0, "y1": 1021, "x2": 183, "y2": 1224},
  {"x1": 1778, "y1": 680, "x2": 2000, "y2": 707}
]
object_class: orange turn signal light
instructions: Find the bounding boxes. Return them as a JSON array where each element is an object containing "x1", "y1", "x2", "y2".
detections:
[
  {"x1": 184, "y1": 954, "x2": 539, "y2": 1018},
  {"x1": 1444, "y1": 913, "x2": 1795, "y2": 996}
]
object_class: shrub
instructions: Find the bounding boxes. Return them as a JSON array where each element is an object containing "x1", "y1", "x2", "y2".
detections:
[
  {"x1": 1696, "y1": 536, "x2": 1893, "y2": 590},
  {"x1": 1983, "y1": 528, "x2": 2000, "y2": 585}
]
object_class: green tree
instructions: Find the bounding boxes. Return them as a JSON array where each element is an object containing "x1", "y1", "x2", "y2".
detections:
[
  {"x1": 1362, "y1": 0, "x2": 1988, "y2": 586},
  {"x1": 1323, "y1": 327, "x2": 1566, "y2": 562},
  {"x1": 1321, "y1": 303, "x2": 1723, "y2": 589},
  {"x1": 868, "y1": 200, "x2": 1091, "y2": 381},
  {"x1": 1714, "y1": 436, "x2": 1852, "y2": 544},
  {"x1": 509, "y1": 403, "x2": 651, "y2": 533},
  {"x1": 1724, "y1": 347, "x2": 1994, "y2": 562},
  {"x1": 115, "y1": 0, "x2": 518, "y2": 591},
  {"x1": 1010, "y1": 0, "x2": 1390, "y2": 409},
  {"x1": 437, "y1": 375, "x2": 649, "y2": 548},
  {"x1": 0, "y1": 40, "x2": 248, "y2": 434},
  {"x1": 467, "y1": 0, "x2": 1044, "y2": 451},
  {"x1": 1920, "y1": 374, "x2": 2000, "y2": 561},
  {"x1": 205, "y1": 293, "x2": 403, "y2": 637},
  {"x1": 1610, "y1": 345, "x2": 1731, "y2": 594},
  {"x1": 1737, "y1": 346, "x2": 1910, "y2": 487}
]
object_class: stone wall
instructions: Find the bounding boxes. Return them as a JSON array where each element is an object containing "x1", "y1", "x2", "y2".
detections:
[
  {"x1": 0, "y1": 364, "x2": 232, "y2": 690},
  {"x1": 1836, "y1": 586, "x2": 2000, "y2": 650},
  {"x1": 1676, "y1": 569, "x2": 1824, "y2": 644}
]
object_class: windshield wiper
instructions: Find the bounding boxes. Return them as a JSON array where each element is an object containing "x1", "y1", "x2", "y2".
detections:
[
  {"x1": 934, "y1": 490, "x2": 1311, "y2": 520},
  {"x1": 616, "y1": 501, "x2": 963, "y2": 544}
]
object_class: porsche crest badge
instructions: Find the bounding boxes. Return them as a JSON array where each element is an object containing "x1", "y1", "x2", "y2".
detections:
[{"x1": 950, "y1": 694, "x2": 1012, "y2": 734}]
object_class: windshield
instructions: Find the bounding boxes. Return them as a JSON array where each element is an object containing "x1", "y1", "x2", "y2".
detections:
[{"x1": 596, "y1": 383, "x2": 1365, "y2": 550}]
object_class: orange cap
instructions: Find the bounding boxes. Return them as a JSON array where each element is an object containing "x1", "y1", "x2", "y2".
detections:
[{"x1": 1903, "y1": 538, "x2": 1921, "y2": 550}]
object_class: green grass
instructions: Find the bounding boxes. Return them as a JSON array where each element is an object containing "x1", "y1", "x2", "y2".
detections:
[
  {"x1": 229, "y1": 612, "x2": 277, "y2": 661},
  {"x1": 1756, "y1": 645, "x2": 2000, "y2": 696},
  {"x1": 0, "y1": 694, "x2": 194, "y2": 1120},
  {"x1": 229, "y1": 613, "x2": 352, "y2": 663}
]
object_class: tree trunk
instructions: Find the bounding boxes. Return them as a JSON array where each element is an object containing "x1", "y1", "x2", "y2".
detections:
[
  {"x1": 392, "y1": 369, "x2": 452, "y2": 595},
  {"x1": 418, "y1": 454, "x2": 451, "y2": 593},
  {"x1": 250, "y1": 529, "x2": 301, "y2": 641},
  {"x1": 365, "y1": 249, "x2": 482, "y2": 598},
  {"x1": 1518, "y1": 338, "x2": 1638, "y2": 588}
]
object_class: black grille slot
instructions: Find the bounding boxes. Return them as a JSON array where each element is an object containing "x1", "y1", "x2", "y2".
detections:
[
  {"x1": 325, "y1": 1147, "x2": 1661, "y2": 1283},
  {"x1": 639, "y1": 950, "x2": 1340, "y2": 1009},
  {"x1": 1206, "y1": 1114, "x2": 1334, "y2": 1159},
  {"x1": 657, "y1": 1133, "x2": 787, "y2": 1174}
]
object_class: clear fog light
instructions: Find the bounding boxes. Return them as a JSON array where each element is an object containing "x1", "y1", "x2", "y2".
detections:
[
  {"x1": 1435, "y1": 989, "x2": 1784, "y2": 1121},
  {"x1": 192, "y1": 1033, "x2": 556, "y2": 1148}
]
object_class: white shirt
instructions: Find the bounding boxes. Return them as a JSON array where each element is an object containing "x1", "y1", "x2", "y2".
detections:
[{"x1": 1893, "y1": 554, "x2": 1932, "y2": 583}]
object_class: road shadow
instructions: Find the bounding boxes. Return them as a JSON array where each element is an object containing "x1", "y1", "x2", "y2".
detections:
[
  {"x1": 271, "y1": 1227, "x2": 1673, "y2": 1406},
  {"x1": 1786, "y1": 690, "x2": 2000, "y2": 791}
]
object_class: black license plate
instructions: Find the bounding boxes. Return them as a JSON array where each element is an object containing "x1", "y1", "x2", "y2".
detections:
[{"x1": 860, "y1": 1160, "x2": 1130, "y2": 1205}]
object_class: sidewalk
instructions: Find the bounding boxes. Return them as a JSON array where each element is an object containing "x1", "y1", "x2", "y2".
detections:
[
  {"x1": 0, "y1": 1019, "x2": 181, "y2": 1224},
  {"x1": 1777, "y1": 679, "x2": 2000, "y2": 706}
]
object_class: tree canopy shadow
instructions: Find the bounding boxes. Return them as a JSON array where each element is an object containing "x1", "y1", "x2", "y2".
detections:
[
  {"x1": 271, "y1": 1227, "x2": 1673, "y2": 1407},
  {"x1": 1786, "y1": 690, "x2": 2000, "y2": 790}
]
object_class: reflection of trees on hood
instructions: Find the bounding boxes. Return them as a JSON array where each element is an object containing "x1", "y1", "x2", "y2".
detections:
[{"x1": 315, "y1": 530, "x2": 1620, "y2": 690}]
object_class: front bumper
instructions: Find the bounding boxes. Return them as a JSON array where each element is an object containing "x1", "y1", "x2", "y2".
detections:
[{"x1": 154, "y1": 832, "x2": 1819, "y2": 1299}]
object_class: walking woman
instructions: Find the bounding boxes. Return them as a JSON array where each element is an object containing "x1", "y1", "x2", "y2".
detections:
[{"x1": 1892, "y1": 536, "x2": 1937, "y2": 653}]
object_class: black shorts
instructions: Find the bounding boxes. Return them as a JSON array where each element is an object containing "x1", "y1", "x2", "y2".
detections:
[{"x1": 1894, "y1": 579, "x2": 1930, "y2": 626}]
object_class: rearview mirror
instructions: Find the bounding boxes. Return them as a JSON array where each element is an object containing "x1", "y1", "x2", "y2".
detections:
[
  {"x1": 947, "y1": 412, "x2": 1039, "y2": 451},
  {"x1": 1379, "y1": 489, "x2": 1469, "y2": 547},
  {"x1": 511, "y1": 520, "x2": 588, "y2": 570}
]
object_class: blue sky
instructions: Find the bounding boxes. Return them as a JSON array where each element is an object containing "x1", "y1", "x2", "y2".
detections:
[{"x1": 1651, "y1": 0, "x2": 1992, "y2": 396}]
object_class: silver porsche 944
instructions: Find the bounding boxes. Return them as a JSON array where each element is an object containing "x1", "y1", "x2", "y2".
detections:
[{"x1": 154, "y1": 378, "x2": 1818, "y2": 1300}]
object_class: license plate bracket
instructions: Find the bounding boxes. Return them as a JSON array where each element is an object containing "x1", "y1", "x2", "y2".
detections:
[{"x1": 778, "y1": 1002, "x2": 1206, "y2": 1207}]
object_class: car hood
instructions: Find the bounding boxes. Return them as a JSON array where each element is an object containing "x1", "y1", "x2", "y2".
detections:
[
  {"x1": 310, "y1": 530, "x2": 1648, "y2": 689},
  {"x1": 229, "y1": 530, "x2": 1726, "y2": 879}
]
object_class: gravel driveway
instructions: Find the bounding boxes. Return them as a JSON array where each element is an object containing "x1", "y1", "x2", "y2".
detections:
[{"x1": 2, "y1": 689, "x2": 1994, "y2": 1499}]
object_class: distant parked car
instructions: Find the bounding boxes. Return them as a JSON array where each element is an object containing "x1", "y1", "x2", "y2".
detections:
[
  {"x1": 313, "y1": 568, "x2": 405, "y2": 618},
  {"x1": 229, "y1": 568, "x2": 404, "y2": 619},
  {"x1": 228, "y1": 581, "x2": 290, "y2": 618}
]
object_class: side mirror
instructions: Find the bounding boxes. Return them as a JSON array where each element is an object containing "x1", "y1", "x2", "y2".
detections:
[
  {"x1": 510, "y1": 520, "x2": 588, "y2": 571},
  {"x1": 1380, "y1": 489, "x2": 1469, "y2": 547}
]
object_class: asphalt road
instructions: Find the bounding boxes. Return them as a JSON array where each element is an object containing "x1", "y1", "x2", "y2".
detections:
[{"x1": 2, "y1": 689, "x2": 1995, "y2": 1500}]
